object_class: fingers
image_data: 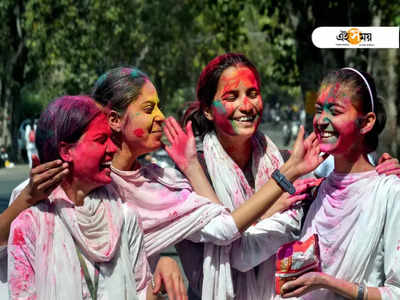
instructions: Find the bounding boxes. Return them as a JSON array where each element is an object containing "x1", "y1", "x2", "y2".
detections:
[
  {"x1": 33, "y1": 162, "x2": 69, "y2": 186},
  {"x1": 376, "y1": 158, "x2": 400, "y2": 173},
  {"x1": 186, "y1": 121, "x2": 194, "y2": 140},
  {"x1": 293, "y1": 125, "x2": 305, "y2": 149},
  {"x1": 31, "y1": 159, "x2": 63, "y2": 175},
  {"x1": 162, "y1": 275, "x2": 176, "y2": 300},
  {"x1": 32, "y1": 154, "x2": 40, "y2": 168},
  {"x1": 163, "y1": 122, "x2": 175, "y2": 144},
  {"x1": 378, "y1": 152, "x2": 393, "y2": 164},
  {"x1": 37, "y1": 167, "x2": 69, "y2": 193},
  {"x1": 152, "y1": 273, "x2": 162, "y2": 294}
]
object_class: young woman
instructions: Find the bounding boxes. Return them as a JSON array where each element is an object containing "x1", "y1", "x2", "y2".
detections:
[
  {"x1": 181, "y1": 54, "x2": 400, "y2": 299},
  {"x1": 7, "y1": 95, "x2": 180, "y2": 300},
  {"x1": 279, "y1": 68, "x2": 400, "y2": 299}
]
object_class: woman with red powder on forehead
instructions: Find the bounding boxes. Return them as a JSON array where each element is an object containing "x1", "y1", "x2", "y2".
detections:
[
  {"x1": 7, "y1": 95, "x2": 179, "y2": 300},
  {"x1": 278, "y1": 68, "x2": 400, "y2": 300}
]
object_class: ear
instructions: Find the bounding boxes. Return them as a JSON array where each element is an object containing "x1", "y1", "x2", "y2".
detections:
[
  {"x1": 203, "y1": 106, "x2": 214, "y2": 121},
  {"x1": 108, "y1": 110, "x2": 122, "y2": 132},
  {"x1": 59, "y1": 141, "x2": 74, "y2": 162},
  {"x1": 360, "y1": 112, "x2": 376, "y2": 135}
]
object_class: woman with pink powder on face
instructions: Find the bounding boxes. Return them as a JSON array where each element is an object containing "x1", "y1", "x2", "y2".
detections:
[
  {"x1": 278, "y1": 68, "x2": 400, "y2": 300},
  {"x1": 7, "y1": 95, "x2": 183, "y2": 300}
]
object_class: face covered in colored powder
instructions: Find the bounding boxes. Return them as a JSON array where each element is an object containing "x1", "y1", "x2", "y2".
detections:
[
  {"x1": 121, "y1": 80, "x2": 165, "y2": 156},
  {"x1": 207, "y1": 66, "x2": 263, "y2": 142},
  {"x1": 313, "y1": 83, "x2": 364, "y2": 155},
  {"x1": 68, "y1": 113, "x2": 118, "y2": 188}
]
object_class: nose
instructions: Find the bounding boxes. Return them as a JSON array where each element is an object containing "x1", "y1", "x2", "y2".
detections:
[
  {"x1": 154, "y1": 106, "x2": 165, "y2": 122},
  {"x1": 239, "y1": 97, "x2": 255, "y2": 113},
  {"x1": 314, "y1": 110, "x2": 329, "y2": 130},
  {"x1": 106, "y1": 138, "x2": 118, "y2": 154}
]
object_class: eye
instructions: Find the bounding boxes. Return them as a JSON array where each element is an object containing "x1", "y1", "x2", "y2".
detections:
[
  {"x1": 143, "y1": 104, "x2": 155, "y2": 114},
  {"x1": 223, "y1": 91, "x2": 239, "y2": 101},
  {"x1": 95, "y1": 135, "x2": 107, "y2": 144},
  {"x1": 247, "y1": 89, "x2": 259, "y2": 99}
]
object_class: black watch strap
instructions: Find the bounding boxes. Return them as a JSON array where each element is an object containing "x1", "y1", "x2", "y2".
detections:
[{"x1": 271, "y1": 169, "x2": 296, "y2": 195}]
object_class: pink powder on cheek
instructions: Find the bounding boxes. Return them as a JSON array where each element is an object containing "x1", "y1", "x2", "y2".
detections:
[{"x1": 134, "y1": 128, "x2": 145, "y2": 137}]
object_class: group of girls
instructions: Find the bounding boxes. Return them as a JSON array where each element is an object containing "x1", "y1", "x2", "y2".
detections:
[{"x1": 0, "y1": 52, "x2": 399, "y2": 300}]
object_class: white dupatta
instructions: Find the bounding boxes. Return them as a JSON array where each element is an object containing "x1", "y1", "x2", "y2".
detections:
[{"x1": 202, "y1": 130, "x2": 283, "y2": 300}]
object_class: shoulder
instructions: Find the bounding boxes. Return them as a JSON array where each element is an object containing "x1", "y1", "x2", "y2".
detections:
[{"x1": 9, "y1": 179, "x2": 30, "y2": 206}]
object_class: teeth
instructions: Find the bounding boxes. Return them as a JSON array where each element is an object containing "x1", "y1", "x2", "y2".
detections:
[
  {"x1": 321, "y1": 132, "x2": 334, "y2": 138},
  {"x1": 102, "y1": 161, "x2": 112, "y2": 166},
  {"x1": 236, "y1": 116, "x2": 254, "y2": 122}
]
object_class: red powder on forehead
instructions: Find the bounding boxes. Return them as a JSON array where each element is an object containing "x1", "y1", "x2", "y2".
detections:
[{"x1": 134, "y1": 128, "x2": 145, "y2": 137}]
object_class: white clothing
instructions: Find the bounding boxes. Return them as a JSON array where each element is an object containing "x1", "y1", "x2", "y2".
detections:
[
  {"x1": 299, "y1": 171, "x2": 400, "y2": 300},
  {"x1": 7, "y1": 183, "x2": 151, "y2": 300},
  {"x1": 202, "y1": 131, "x2": 302, "y2": 299}
]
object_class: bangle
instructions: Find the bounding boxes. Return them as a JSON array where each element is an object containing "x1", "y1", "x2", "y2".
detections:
[
  {"x1": 271, "y1": 169, "x2": 296, "y2": 195},
  {"x1": 356, "y1": 283, "x2": 365, "y2": 300}
]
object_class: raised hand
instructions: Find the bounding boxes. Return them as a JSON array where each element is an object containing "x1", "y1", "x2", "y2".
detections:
[
  {"x1": 163, "y1": 117, "x2": 198, "y2": 174},
  {"x1": 22, "y1": 154, "x2": 69, "y2": 204},
  {"x1": 152, "y1": 256, "x2": 187, "y2": 300},
  {"x1": 288, "y1": 126, "x2": 328, "y2": 178}
]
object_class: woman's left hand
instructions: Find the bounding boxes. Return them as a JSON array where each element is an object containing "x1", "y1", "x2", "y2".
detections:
[
  {"x1": 163, "y1": 117, "x2": 198, "y2": 174},
  {"x1": 376, "y1": 153, "x2": 400, "y2": 178},
  {"x1": 153, "y1": 256, "x2": 187, "y2": 300},
  {"x1": 280, "y1": 272, "x2": 326, "y2": 298}
]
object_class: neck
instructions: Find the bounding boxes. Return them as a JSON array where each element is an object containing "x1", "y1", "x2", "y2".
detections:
[
  {"x1": 112, "y1": 141, "x2": 140, "y2": 171},
  {"x1": 61, "y1": 177, "x2": 93, "y2": 206},
  {"x1": 334, "y1": 151, "x2": 374, "y2": 173},
  {"x1": 216, "y1": 132, "x2": 252, "y2": 170}
]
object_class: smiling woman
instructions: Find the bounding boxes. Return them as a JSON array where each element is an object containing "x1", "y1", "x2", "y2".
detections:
[{"x1": 7, "y1": 96, "x2": 163, "y2": 300}]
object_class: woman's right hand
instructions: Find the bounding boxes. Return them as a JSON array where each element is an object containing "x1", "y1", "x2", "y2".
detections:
[
  {"x1": 288, "y1": 126, "x2": 328, "y2": 178},
  {"x1": 261, "y1": 177, "x2": 323, "y2": 218},
  {"x1": 21, "y1": 155, "x2": 69, "y2": 205},
  {"x1": 163, "y1": 117, "x2": 198, "y2": 174}
]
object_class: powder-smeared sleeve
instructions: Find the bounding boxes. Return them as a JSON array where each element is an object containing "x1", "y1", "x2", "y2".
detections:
[
  {"x1": 8, "y1": 209, "x2": 37, "y2": 300},
  {"x1": 186, "y1": 209, "x2": 240, "y2": 246},
  {"x1": 230, "y1": 208, "x2": 302, "y2": 272},
  {"x1": 125, "y1": 208, "x2": 152, "y2": 300},
  {"x1": 378, "y1": 178, "x2": 400, "y2": 300}
]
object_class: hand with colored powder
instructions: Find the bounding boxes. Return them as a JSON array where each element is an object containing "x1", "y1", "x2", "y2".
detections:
[
  {"x1": 376, "y1": 152, "x2": 400, "y2": 178},
  {"x1": 163, "y1": 116, "x2": 221, "y2": 205},
  {"x1": 163, "y1": 117, "x2": 197, "y2": 174}
]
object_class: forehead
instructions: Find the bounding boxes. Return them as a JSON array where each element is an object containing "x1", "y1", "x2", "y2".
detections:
[
  {"x1": 84, "y1": 113, "x2": 110, "y2": 135},
  {"x1": 218, "y1": 66, "x2": 258, "y2": 88},
  {"x1": 317, "y1": 83, "x2": 354, "y2": 106}
]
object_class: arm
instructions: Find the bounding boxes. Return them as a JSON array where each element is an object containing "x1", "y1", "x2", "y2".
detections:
[
  {"x1": 165, "y1": 119, "x2": 327, "y2": 232},
  {"x1": 0, "y1": 156, "x2": 68, "y2": 245},
  {"x1": 8, "y1": 210, "x2": 37, "y2": 299}
]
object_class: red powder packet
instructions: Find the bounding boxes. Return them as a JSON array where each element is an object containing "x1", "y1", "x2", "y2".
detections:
[{"x1": 275, "y1": 234, "x2": 321, "y2": 295}]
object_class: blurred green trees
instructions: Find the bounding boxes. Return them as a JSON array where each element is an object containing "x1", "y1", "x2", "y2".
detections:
[{"x1": 1, "y1": 0, "x2": 399, "y2": 159}]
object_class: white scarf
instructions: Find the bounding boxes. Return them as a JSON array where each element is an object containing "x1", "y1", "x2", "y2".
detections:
[
  {"x1": 110, "y1": 164, "x2": 227, "y2": 257},
  {"x1": 203, "y1": 130, "x2": 283, "y2": 299},
  {"x1": 301, "y1": 171, "x2": 394, "y2": 300},
  {"x1": 31, "y1": 185, "x2": 138, "y2": 300}
]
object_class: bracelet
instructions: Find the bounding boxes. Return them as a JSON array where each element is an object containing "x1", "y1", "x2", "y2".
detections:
[
  {"x1": 271, "y1": 169, "x2": 296, "y2": 195},
  {"x1": 356, "y1": 283, "x2": 365, "y2": 300}
]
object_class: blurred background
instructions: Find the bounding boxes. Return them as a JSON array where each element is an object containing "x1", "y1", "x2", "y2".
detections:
[{"x1": 0, "y1": 0, "x2": 399, "y2": 165}]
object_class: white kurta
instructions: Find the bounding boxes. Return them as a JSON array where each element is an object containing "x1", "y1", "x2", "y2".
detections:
[
  {"x1": 299, "y1": 170, "x2": 400, "y2": 300},
  {"x1": 7, "y1": 184, "x2": 151, "y2": 300}
]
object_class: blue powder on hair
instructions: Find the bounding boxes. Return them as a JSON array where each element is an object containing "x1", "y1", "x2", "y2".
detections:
[
  {"x1": 95, "y1": 73, "x2": 107, "y2": 87},
  {"x1": 130, "y1": 69, "x2": 140, "y2": 78}
]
